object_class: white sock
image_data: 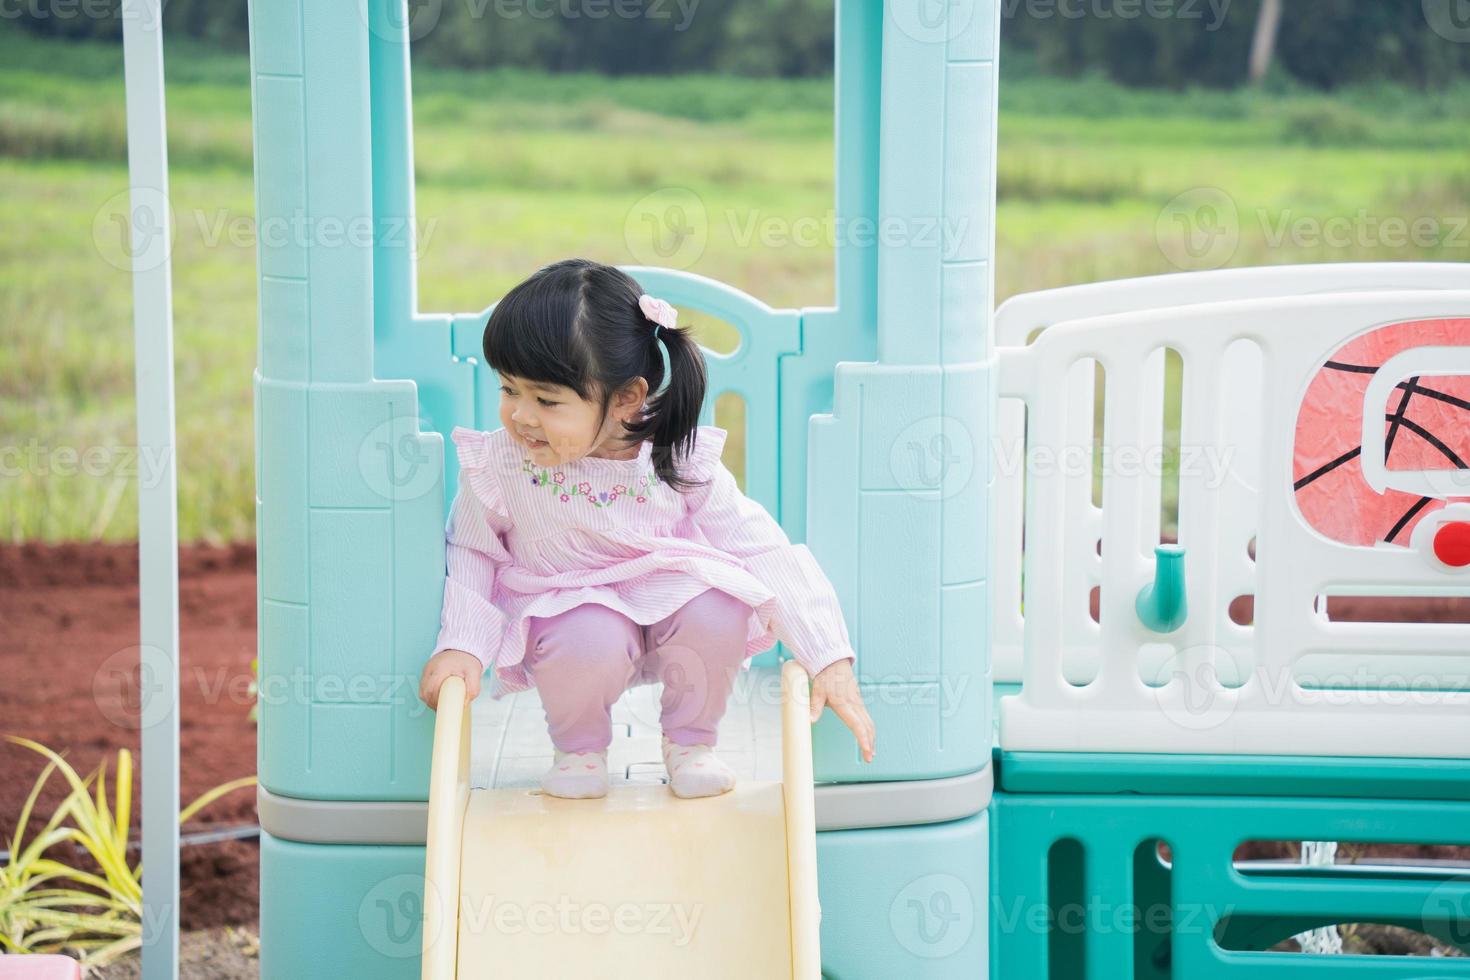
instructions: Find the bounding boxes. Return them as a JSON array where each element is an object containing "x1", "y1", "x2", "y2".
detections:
[
  {"x1": 540, "y1": 748, "x2": 609, "y2": 799},
  {"x1": 661, "y1": 734, "x2": 735, "y2": 799}
]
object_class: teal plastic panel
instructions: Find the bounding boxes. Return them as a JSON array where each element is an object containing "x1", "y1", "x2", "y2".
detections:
[
  {"x1": 942, "y1": 259, "x2": 991, "y2": 374},
  {"x1": 252, "y1": 75, "x2": 306, "y2": 282},
  {"x1": 368, "y1": 0, "x2": 419, "y2": 341},
  {"x1": 308, "y1": 508, "x2": 392, "y2": 684},
  {"x1": 991, "y1": 791, "x2": 1470, "y2": 978},
  {"x1": 248, "y1": 0, "x2": 302, "y2": 75},
  {"x1": 255, "y1": 374, "x2": 445, "y2": 799},
  {"x1": 875, "y1": 4, "x2": 946, "y2": 365},
  {"x1": 252, "y1": 1, "x2": 442, "y2": 803},
  {"x1": 942, "y1": 361, "x2": 990, "y2": 584},
  {"x1": 831, "y1": 0, "x2": 880, "y2": 330},
  {"x1": 808, "y1": 364, "x2": 992, "y2": 782},
  {"x1": 255, "y1": 404, "x2": 444, "y2": 799},
  {"x1": 257, "y1": 381, "x2": 308, "y2": 603},
  {"x1": 1000, "y1": 751, "x2": 1470, "y2": 801},
  {"x1": 259, "y1": 277, "x2": 309, "y2": 382},
  {"x1": 817, "y1": 811, "x2": 990, "y2": 979},
  {"x1": 374, "y1": 316, "x2": 467, "y2": 463},
  {"x1": 949, "y1": 0, "x2": 998, "y2": 62},
  {"x1": 300, "y1": 2, "x2": 373, "y2": 384},
  {"x1": 259, "y1": 833, "x2": 425, "y2": 980}
]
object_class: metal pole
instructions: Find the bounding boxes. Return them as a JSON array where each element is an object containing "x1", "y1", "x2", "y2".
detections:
[{"x1": 120, "y1": 0, "x2": 180, "y2": 976}]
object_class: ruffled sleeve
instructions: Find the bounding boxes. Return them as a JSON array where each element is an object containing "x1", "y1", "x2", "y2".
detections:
[
  {"x1": 431, "y1": 426, "x2": 513, "y2": 672},
  {"x1": 682, "y1": 426, "x2": 857, "y2": 678}
]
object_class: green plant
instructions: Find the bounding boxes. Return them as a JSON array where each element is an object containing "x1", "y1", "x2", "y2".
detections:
[{"x1": 0, "y1": 736, "x2": 255, "y2": 971}]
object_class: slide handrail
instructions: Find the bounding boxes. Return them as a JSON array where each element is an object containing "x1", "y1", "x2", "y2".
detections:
[
  {"x1": 781, "y1": 659, "x2": 822, "y2": 978},
  {"x1": 421, "y1": 675, "x2": 471, "y2": 979}
]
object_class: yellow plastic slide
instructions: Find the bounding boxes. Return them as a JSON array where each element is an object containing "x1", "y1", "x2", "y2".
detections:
[{"x1": 420, "y1": 660, "x2": 822, "y2": 978}]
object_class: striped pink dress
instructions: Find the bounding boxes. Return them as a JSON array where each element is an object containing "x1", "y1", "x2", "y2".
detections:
[{"x1": 431, "y1": 424, "x2": 857, "y2": 701}]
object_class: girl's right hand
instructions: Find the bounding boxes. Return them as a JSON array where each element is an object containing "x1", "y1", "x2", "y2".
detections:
[
  {"x1": 809, "y1": 658, "x2": 875, "y2": 763},
  {"x1": 419, "y1": 649, "x2": 485, "y2": 710}
]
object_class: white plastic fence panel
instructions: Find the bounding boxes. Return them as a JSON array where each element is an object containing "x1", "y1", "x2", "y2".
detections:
[
  {"x1": 998, "y1": 288, "x2": 1470, "y2": 759},
  {"x1": 992, "y1": 263, "x2": 1470, "y2": 687}
]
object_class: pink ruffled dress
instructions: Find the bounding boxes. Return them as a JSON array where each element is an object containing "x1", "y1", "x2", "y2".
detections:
[{"x1": 431, "y1": 424, "x2": 857, "y2": 701}]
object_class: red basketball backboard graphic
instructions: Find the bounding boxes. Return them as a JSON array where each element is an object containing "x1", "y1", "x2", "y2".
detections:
[{"x1": 1294, "y1": 318, "x2": 1470, "y2": 548}]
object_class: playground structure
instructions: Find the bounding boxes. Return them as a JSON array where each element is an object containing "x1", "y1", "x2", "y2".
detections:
[{"x1": 223, "y1": 0, "x2": 1470, "y2": 977}]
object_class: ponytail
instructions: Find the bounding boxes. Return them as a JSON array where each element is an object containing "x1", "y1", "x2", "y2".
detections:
[{"x1": 620, "y1": 315, "x2": 710, "y2": 494}]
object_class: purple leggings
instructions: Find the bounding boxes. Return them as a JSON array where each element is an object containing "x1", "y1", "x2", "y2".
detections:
[{"x1": 522, "y1": 587, "x2": 753, "y2": 754}]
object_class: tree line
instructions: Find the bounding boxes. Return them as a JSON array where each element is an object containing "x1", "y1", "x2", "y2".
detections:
[{"x1": 8, "y1": 0, "x2": 1469, "y2": 89}]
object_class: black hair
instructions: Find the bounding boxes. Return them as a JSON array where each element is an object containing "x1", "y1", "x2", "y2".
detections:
[{"x1": 482, "y1": 257, "x2": 711, "y2": 493}]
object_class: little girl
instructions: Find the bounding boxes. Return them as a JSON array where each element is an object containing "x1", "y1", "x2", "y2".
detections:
[{"x1": 419, "y1": 258, "x2": 876, "y2": 800}]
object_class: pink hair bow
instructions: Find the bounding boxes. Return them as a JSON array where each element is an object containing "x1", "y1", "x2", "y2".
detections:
[{"x1": 638, "y1": 293, "x2": 678, "y2": 332}]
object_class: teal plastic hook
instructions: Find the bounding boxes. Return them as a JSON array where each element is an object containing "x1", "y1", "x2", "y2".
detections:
[{"x1": 1136, "y1": 544, "x2": 1187, "y2": 633}]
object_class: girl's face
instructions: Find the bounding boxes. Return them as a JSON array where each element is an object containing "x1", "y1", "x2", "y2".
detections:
[{"x1": 497, "y1": 372, "x2": 649, "y2": 465}]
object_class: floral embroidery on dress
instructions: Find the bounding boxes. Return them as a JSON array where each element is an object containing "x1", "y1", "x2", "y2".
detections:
[{"x1": 521, "y1": 457, "x2": 662, "y2": 507}]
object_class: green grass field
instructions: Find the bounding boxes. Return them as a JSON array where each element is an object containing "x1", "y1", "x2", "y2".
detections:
[{"x1": 2, "y1": 30, "x2": 1467, "y2": 542}]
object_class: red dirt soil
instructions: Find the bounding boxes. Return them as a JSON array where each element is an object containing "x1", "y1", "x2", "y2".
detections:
[{"x1": 0, "y1": 542, "x2": 260, "y2": 931}]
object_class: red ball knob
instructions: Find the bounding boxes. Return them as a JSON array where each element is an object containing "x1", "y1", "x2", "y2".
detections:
[{"x1": 1433, "y1": 521, "x2": 1470, "y2": 568}]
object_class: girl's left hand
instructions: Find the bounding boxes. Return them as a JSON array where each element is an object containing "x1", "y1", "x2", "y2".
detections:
[{"x1": 809, "y1": 658, "x2": 875, "y2": 763}]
